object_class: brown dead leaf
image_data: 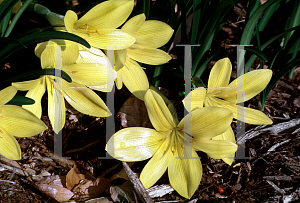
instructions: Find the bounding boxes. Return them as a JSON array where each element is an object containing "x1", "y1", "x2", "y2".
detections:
[
  {"x1": 66, "y1": 167, "x2": 87, "y2": 190},
  {"x1": 36, "y1": 183, "x2": 74, "y2": 202},
  {"x1": 72, "y1": 176, "x2": 111, "y2": 199},
  {"x1": 117, "y1": 94, "x2": 152, "y2": 128}
]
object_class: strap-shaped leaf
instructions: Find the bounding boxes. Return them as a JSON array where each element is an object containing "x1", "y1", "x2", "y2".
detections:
[
  {"x1": 3, "y1": 68, "x2": 72, "y2": 83},
  {"x1": 6, "y1": 95, "x2": 35, "y2": 105},
  {"x1": 0, "y1": 31, "x2": 90, "y2": 63},
  {"x1": 0, "y1": 0, "x2": 19, "y2": 22}
]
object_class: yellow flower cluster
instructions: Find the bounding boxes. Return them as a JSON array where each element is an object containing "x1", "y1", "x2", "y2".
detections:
[{"x1": 0, "y1": 0, "x2": 274, "y2": 199}]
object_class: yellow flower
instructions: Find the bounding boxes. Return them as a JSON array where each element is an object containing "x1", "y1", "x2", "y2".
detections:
[
  {"x1": 13, "y1": 40, "x2": 116, "y2": 133},
  {"x1": 183, "y1": 57, "x2": 273, "y2": 165},
  {"x1": 64, "y1": 0, "x2": 136, "y2": 50},
  {"x1": 184, "y1": 57, "x2": 273, "y2": 125},
  {"x1": 0, "y1": 86, "x2": 47, "y2": 160},
  {"x1": 115, "y1": 14, "x2": 174, "y2": 100},
  {"x1": 106, "y1": 89, "x2": 237, "y2": 198}
]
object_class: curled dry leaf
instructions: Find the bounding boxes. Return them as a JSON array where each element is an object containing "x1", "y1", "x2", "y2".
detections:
[
  {"x1": 66, "y1": 166, "x2": 91, "y2": 190},
  {"x1": 36, "y1": 183, "x2": 74, "y2": 202},
  {"x1": 72, "y1": 176, "x2": 111, "y2": 199}
]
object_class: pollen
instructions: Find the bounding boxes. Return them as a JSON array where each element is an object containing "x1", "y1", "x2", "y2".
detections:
[
  {"x1": 0, "y1": 110, "x2": 5, "y2": 117},
  {"x1": 85, "y1": 24, "x2": 88, "y2": 30},
  {"x1": 0, "y1": 129, "x2": 3, "y2": 133},
  {"x1": 72, "y1": 71, "x2": 78, "y2": 74}
]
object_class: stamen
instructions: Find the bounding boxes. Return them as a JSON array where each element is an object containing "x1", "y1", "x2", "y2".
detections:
[
  {"x1": 85, "y1": 24, "x2": 88, "y2": 31},
  {"x1": 96, "y1": 30, "x2": 101, "y2": 35},
  {"x1": 0, "y1": 129, "x2": 3, "y2": 133}
]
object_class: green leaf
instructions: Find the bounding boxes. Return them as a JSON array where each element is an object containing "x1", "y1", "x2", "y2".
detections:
[
  {"x1": 241, "y1": 0, "x2": 280, "y2": 46},
  {"x1": 0, "y1": 31, "x2": 90, "y2": 63},
  {"x1": 192, "y1": 0, "x2": 235, "y2": 75},
  {"x1": 245, "y1": 24, "x2": 300, "y2": 72},
  {"x1": 244, "y1": 47, "x2": 268, "y2": 63},
  {"x1": 4, "y1": 0, "x2": 34, "y2": 37},
  {"x1": 0, "y1": 0, "x2": 19, "y2": 22},
  {"x1": 6, "y1": 95, "x2": 35, "y2": 105},
  {"x1": 0, "y1": 9, "x2": 11, "y2": 37},
  {"x1": 283, "y1": 0, "x2": 300, "y2": 47},
  {"x1": 261, "y1": 57, "x2": 300, "y2": 109},
  {"x1": 3, "y1": 68, "x2": 72, "y2": 83}
]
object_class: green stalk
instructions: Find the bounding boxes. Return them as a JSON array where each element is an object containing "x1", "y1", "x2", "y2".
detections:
[{"x1": 4, "y1": 0, "x2": 34, "y2": 37}]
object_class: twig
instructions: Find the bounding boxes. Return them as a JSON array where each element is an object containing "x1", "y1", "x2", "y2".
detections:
[
  {"x1": 122, "y1": 162, "x2": 154, "y2": 203},
  {"x1": 253, "y1": 139, "x2": 291, "y2": 164},
  {"x1": 265, "y1": 180, "x2": 286, "y2": 195},
  {"x1": 263, "y1": 176, "x2": 300, "y2": 181}
]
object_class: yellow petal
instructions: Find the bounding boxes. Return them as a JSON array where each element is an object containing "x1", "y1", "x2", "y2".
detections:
[
  {"x1": 218, "y1": 69, "x2": 273, "y2": 103},
  {"x1": 127, "y1": 46, "x2": 171, "y2": 65},
  {"x1": 0, "y1": 86, "x2": 17, "y2": 106},
  {"x1": 77, "y1": 46, "x2": 111, "y2": 65},
  {"x1": 122, "y1": 14, "x2": 145, "y2": 34},
  {"x1": 168, "y1": 136, "x2": 202, "y2": 199},
  {"x1": 63, "y1": 63, "x2": 117, "y2": 87},
  {"x1": 0, "y1": 105, "x2": 47, "y2": 137},
  {"x1": 115, "y1": 49, "x2": 127, "y2": 72},
  {"x1": 178, "y1": 107, "x2": 233, "y2": 140},
  {"x1": 193, "y1": 139, "x2": 237, "y2": 159},
  {"x1": 106, "y1": 127, "x2": 165, "y2": 161},
  {"x1": 134, "y1": 20, "x2": 173, "y2": 48},
  {"x1": 140, "y1": 133, "x2": 173, "y2": 188},
  {"x1": 122, "y1": 59, "x2": 149, "y2": 100},
  {"x1": 144, "y1": 89, "x2": 176, "y2": 131},
  {"x1": 75, "y1": 29, "x2": 135, "y2": 50},
  {"x1": 183, "y1": 87, "x2": 206, "y2": 112},
  {"x1": 212, "y1": 128, "x2": 236, "y2": 165},
  {"x1": 22, "y1": 77, "x2": 46, "y2": 118},
  {"x1": 35, "y1": 42, "x2": 47, "y2": 58},
  {"x1": 46, "y1": 76, "x2": 65, "y2": 134},
  {"x1": 206, "y1": 97, "x2": 273, "y2": 125},
  {"x1": 207, "y1": 58, "x2": 232, "y2": 95},
  {"x1": 64, "y1": 10, "x2": 78, "y2": 33},
  {"x1": 76, "y1": 0, "x2": 134, "y2": 30},
  {"x1": 12, "y1": 77, "x2": 44, "y2": 91},
  {"x1": 0, "y1": 127, "x2": 21, "y2": 160},
  {"x1": 115, "y1": 70, "x2": 123, "y2": 90},
  {"x1": 62, "y1": 80, "x2": 111, "y2": 118}
]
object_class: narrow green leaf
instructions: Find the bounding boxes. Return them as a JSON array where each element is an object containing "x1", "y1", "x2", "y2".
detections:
[
  {"x1": 151, "y1": 65, "x2": 163, "y2": 87},
  {"x1": 6, "y1": 95, "x2": 35, "y2": 105},
  {"x1": 0, "y1": 31, "x2": 90, "y2": 63},
  {"x1": 283, "y1": 0, "x2": 300, "y2": 47},
  {"x1": 245, "y1": 47, "x2": 268, "y2": 63},
  {"x1": 241, "y1": 0, "x2": 280, "y2": 46},
  {"x1": 3, "y1": 68, "x2": 72, "y2": 83},
  {"x1": 0, "y1": 0, "x2": 19, "y2": 22},
  {"x1": 245, "y1": 24, "x2": 300, "y2": 72},
  {"x1": 4, "y1": 0, "x2": 34, "y2": 37},
  {"x1": 258, "y1": 0, "x2": 280, "y2": 32}
]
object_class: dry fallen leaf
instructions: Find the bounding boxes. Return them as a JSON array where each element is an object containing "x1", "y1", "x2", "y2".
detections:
[
  {"x1": 117, "y1": 94, "x2": 152, "y2": 128},
  {"x1": 36, "y1": 183, "x2": 74, "y2": 202},
  {"x1": 72, "y1": 176, "x2": 111, "y2": 199},
  {"x1": 66, "y1": 166, "x2": 92, "y2": 190}
]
